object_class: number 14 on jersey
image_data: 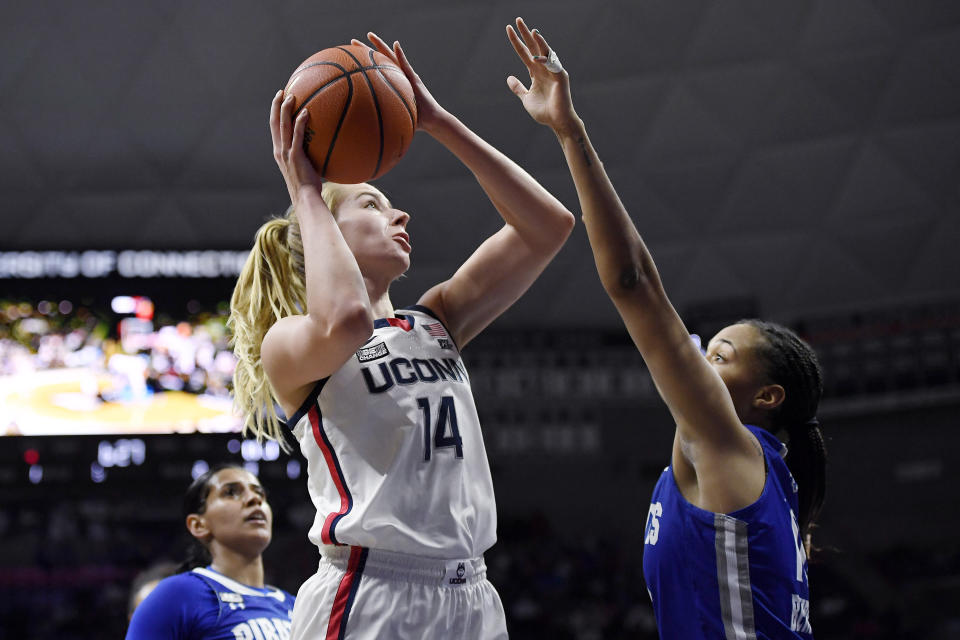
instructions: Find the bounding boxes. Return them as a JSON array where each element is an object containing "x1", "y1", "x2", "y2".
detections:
[{"x1": 417, "y1": 395, "x2": 464, "y2": 461}]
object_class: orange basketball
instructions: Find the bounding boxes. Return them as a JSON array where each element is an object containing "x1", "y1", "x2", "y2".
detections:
[{"x1": 284, "y1": 45, "x2": 418, "y2": 184}]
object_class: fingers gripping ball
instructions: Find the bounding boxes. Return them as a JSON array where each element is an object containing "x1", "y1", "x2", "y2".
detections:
[{"x1": 284, "y1": 45, "x2": 417, "y2": 184}]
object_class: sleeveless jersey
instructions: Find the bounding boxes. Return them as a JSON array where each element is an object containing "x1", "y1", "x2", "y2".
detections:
[
  {"x1": 642, "y1": 425, "x2": 814, "y2": 639},
  {"x1": 287, "y1": 305, "x2": 497, "y2": 559},
  {"x1": 125, "y1": 566, "x2": 295, "y2": 640}
]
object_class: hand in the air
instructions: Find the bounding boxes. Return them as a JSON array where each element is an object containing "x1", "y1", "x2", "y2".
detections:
[{"x1": 505, "y1": 17, "x2": 578, "y2": 134}]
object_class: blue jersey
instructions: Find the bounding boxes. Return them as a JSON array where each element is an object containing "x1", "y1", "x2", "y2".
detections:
[
  {"x1": 642, "y1": 425, "x2": 814, "y2": 639},
  {"x1": 125, "y1": 566, "x2": 295, "y2": 640}
]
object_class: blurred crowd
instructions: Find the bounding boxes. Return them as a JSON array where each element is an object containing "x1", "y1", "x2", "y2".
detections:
[{"x1": 0, "y1": 298, "x2": 236, "y2": 402}]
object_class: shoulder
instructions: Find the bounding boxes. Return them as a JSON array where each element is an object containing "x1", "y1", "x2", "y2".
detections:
[
  {"x1": 267, "y1": 586, "x2": 297, "y2": 609},
  {"x1": 397, "y1": 303, "x2": 443, "y2": 322},
  {"x1": 142, "y1": 571, "x2": 215, "y2": 606},
  {"x1": 398, "y1": 304, "x2": 459, "y2": 347},
  {"x1": 752, "y1": 427, "x2": 801, "y2": 504},
  {"x1": 746, "y1": 425, "x2": 787, "y2": 456},
  {"x1": 748, "y1": 426, "x2": 794, "y2": 485},
  {"x1": 126, "y1": 572, "x2": 217, "y2": 639}
]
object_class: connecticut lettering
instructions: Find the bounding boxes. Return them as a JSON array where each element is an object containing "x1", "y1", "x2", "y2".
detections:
[{"x1": 361, "y1": 357, "x2": 467, "y2": 393}]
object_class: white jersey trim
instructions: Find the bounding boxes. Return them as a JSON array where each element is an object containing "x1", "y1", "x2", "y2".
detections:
[
  {"x1": 192, "y1": 567, "x2": 287, "y2": 602},
  {"x1": 286, "y1": 377, "x2": 327, "y2": 438}
]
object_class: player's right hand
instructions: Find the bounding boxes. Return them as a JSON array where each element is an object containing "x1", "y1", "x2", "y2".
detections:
[{"x1": 270, "y1": 90, "x2": 323, "y2": 205}]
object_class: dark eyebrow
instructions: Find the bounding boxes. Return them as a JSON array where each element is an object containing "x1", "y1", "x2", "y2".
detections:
[
  {"x1": 219, "y1": 480, "x2": 265, "y2": 493},
  {"x1": 715, "y1": 338, "x2": 737, "y2": 353},
  {"x1": 211, "y1": 481, "x2": 238, "y2": 497}
]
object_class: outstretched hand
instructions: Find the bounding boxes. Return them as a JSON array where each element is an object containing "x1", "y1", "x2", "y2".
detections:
[
  {"x1": 351, "y1": 33, "x2": 444, "y2": 133},
  {"x1": 270, "y1": 90, "x2": 323, "y2": 204},
  {"x1": 505, "y1": 17, "x2": 578, "y2": 134}
]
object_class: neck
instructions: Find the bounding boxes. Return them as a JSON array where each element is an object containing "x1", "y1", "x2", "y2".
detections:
[
  {"x1": 740, "y1": 407, "x2": 773, "y2": 432},
  {"x1": 364, "y1": 276, "x2": 394, "y2": 319},
  {"x1": 208, "y1": 543, "x2": 265, "y2": 588}
]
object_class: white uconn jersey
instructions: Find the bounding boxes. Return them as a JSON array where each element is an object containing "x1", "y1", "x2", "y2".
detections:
[{"x1": 287, "y1": 306, "x2": 497, "y2": 559}]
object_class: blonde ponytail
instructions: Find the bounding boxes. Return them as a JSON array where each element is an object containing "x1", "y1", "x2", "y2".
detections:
[
  {"x1": 228, "y1": 206, "x2": 306, "y2": 447},
  {"x1": 228, "y1": 183, "x2": 354, "y2": 447}
]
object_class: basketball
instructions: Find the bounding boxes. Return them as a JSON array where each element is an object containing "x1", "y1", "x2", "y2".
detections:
[{"x1": 284, "y1": 44, "x2": 418, "y2": 184}]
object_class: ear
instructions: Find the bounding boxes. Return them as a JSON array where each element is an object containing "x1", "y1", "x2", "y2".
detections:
[
  {"x1": 186, "y1": 514, "x2": 210, "y2": 542},
  {"x1": 753, "y1": 383, "x2": 785, "y2": 411}
]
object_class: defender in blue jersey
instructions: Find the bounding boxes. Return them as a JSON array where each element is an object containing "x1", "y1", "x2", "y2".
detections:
[
  {"x1": 506, "y1": 19, "x2": 827, "y2": 638},
  {"x1": 643, "y1": 423, "x2": 814, "y2": 638},
  {"x1": 127, "y1": 466, "x2": 295, "y2": 639},
  {"x1": 126, "y1": 567, "x2": 294, "y2": 640}
]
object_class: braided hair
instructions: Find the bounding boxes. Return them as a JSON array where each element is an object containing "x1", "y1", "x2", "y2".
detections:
[
  {"x1": 739, "y1": 320, "x2": 827, "y2": 541},
  {"x1": 177, "y1": 463, "x2": 245, "y2": 573}
]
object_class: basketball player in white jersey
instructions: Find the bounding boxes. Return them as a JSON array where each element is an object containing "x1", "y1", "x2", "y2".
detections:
[{"x1": 228, "y1": 31, "x2": 576, "y2": 639}]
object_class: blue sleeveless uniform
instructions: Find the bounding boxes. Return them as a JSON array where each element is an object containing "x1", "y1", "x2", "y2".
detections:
[
  {"x1": 642, "y1": 425, "x2": 814, "y2": 639},
  {"x1": 125, "y1": 566, "x2": 295, "y2": 640}
]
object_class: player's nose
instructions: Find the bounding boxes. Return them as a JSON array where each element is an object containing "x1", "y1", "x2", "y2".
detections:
[{"x1": 392, "y1": 209, "x2": 410, "y2": 228}]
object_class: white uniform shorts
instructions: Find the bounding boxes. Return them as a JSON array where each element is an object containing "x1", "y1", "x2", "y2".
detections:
[{"x1": 290, "y1": 546, "x2": 508, "y2": 640}]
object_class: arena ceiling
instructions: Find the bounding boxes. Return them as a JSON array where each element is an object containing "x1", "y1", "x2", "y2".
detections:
[{"x1": 1, "y1": 1, "x2": 958, "y2": 328}]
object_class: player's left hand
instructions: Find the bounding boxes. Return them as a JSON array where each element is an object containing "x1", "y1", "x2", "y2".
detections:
[{"x1": 351, "y1": 34, "x2": 444, "y2": 134}]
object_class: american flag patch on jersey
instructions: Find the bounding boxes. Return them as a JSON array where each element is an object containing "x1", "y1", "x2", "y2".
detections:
[{"x1": 424, "y1": 322, "x2": 446, "y2": 337}]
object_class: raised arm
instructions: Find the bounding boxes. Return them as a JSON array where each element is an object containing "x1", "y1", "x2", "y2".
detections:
[
  {"x1": 505, "y1": 18, "x2": 763, "y2": 511},
  {"x1": 259, "y1": 91, "x2": 374, "y2": 410},
  {"x1": 359, "y1": 33, "x2": 576, "y2": 347}
]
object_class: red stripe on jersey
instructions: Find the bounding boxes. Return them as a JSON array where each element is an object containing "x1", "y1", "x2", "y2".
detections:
[
  {"x1": 325, "y1": 546, "x2": 365, "y2": 640},
  {"x1": 309, "y1": 406, "x2": 350, "y2": 545},
  {"x1": 385, "y1": 317, "x2": 411, "y2": 331}
]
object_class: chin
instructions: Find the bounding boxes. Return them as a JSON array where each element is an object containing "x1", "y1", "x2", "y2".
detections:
[
  {"x1": 362, "y1": 253, "x2": 410, "y2": 280},
  {"x1": 249, "y1": 534, "x2": 272, "y2": 554},
  {"x1": 244, "y1": 525, "x2": 273, "y2": 543},
  {"x1": 389, "y1": 254, "x2": 411, "y2": 278}
]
